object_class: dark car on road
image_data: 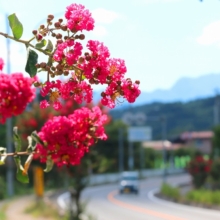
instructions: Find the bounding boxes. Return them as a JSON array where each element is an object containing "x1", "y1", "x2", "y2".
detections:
[{"x1": 119, "y1": 171, "x2": 139, "y2": 194}]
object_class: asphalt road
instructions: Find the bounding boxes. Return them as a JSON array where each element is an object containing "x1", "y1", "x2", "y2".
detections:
[{"x1": 58, "y1": 174, "x2": 220, "y2": 220}]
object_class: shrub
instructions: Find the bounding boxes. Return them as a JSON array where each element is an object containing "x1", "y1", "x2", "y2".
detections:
[
  {"x1": 186, "y1": 154, "x2": 212, "y2": 189},
  {"x1": 209, "y1": 158, "x2": 220, "y2": 189},
  {"x1": 186, "y1": 189, "x2": 220, "y2": 206},
  {"x1": 160, "y1": 183, "x2": 181, "y2": 201}
]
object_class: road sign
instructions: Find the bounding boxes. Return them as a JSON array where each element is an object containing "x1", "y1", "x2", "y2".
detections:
[{"x1": 128, "y1": 126, "x2": 152, "y2": 142}]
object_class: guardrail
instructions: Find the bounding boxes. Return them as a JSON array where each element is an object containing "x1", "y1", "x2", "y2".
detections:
[{"x1": 88, "y1": 168, "x2": 185, "y2": 186}]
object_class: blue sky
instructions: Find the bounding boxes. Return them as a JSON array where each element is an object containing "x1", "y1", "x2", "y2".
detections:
[{"x1": 1, "y1": 0, "x2": 220, "y2": 92}]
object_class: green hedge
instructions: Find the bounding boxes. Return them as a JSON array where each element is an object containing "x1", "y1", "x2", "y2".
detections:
[
  {"x1": 186, "y1": 189, "x2": 220, "y2": 206},
  {"x1": 160, "y1": 183, "x2": 181, "y2": 201}
]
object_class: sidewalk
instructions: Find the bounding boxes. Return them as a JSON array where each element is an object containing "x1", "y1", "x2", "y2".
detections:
[{"x1": 2, "y1": 195, "x2": 55, "y2": 220}]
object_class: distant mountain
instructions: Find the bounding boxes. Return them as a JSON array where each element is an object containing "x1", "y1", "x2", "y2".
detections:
[
  {"x1": 92, "y1": 73, "x2": 220, "y2": 109},
  {"x1": 134, "y1": 73, "x2": 220, "y2": 106}
]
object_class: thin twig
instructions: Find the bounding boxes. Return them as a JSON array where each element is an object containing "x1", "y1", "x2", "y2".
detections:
[
  {"x1": 0, "y1": 32, "x2": 52, "y2": 56},
  {"x1": 1, "y1": 151, "x2": 31, "y2": 156}
]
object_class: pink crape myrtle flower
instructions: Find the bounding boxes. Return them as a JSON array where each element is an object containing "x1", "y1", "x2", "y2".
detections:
[
  {"x1": 0, "y1": 73, "x2": 35, "y2": 123},
  {"x1": 65, "y1": 3, "x2": 94, "y2": 32},
  {"x1": 53, "y1": 39, "x2": 83, "y2": 66},
  {"x1": 34, "y1": 106, "x2": 107, "y2": 167},
  {"x1": 80, "y1": 40, "x2": 110, "y2": 83},
  {"x1": 60, "y1": 79, "x2": 92, "y2": 104},
  {"x1": 0, "y1": 58, "x2": 4, "y2": 71},
  {"x1": 39, "y1": 78, "x2": 93, "y2": 110},
  {"x1": 121, "y1": 79, "x2": 141, "y2": 103}
]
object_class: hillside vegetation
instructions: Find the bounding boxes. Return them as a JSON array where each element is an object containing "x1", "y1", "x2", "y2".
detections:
[{"x1": 110, "y1": 95, "x2": 219, "y2": 140}]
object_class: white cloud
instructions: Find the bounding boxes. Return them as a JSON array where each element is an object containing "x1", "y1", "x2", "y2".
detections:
[
  {"x1": 92, "y1": 25, "x2": 107, "y2": 37},
  {"x1": 197, "y1": 21, "x2": 220, "y2": 46},
  {"x1": 136, "y1": 0, "x2": 181, "y2": 3},
  {"x1": 92, "y1": 8, "x2": 120, "y2": 24}
]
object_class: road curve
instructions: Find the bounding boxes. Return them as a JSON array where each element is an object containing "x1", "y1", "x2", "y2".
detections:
[{"x1": 58, "y1": 174, "x2": 220, "y2": 220}]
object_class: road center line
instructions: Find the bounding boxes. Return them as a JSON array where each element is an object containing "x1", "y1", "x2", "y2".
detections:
[{"x1": 107, "y1": 190, "x2": 187, "y2": 220}]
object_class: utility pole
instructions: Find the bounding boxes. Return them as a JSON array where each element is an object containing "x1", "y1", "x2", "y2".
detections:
[
  {"x1": 128, "y1": 141, "x2": 134, "y2": 170},
  {"x1": 118, "y1": 128, "x2": 124, "y2": 173},
  {"x1": 161, "y1": 116, "x2": 167, "y2": 183},
  {"x1": 5, "y1": 14, "x2": 14, "y2": 196},
  {"x1": 214, "y1": 90, "x2": 220, "y2": 125}
]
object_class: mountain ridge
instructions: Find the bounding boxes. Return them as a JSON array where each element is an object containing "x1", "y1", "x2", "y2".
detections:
[{"x1": 134, "y1": 72, "x2": 220, "y2": 106}]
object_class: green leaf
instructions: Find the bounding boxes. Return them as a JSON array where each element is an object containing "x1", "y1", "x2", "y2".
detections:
[
  {"x1": 44, "y1": 156, "x2": 54, "y2": 172},
  {"x1": 0, "y1": 147, "x2": 7, "y2": 165},
  {"x1": 14, "y1": 157, "x2": 29, "y2": 183},
  {"x1": 31, "y1": 131, "x2": 45, "y2": 146},
  {"x1": 45, "y1": 39, "x2": 53, "y2": 53},
  {"x1": 25, "y1": 49, "x2": 38, "y2": 77},
  {"x1": 13, "y1": 127, "x2": 21, "y2": 152},
  {"x1": 27, "y1": 136, "x2": 36, "y2": 153},
  {"x1": 35, "y1": 39, "x2": 47, "y2": 49},
  {"x1": 8, "y1": 13, "x2": 23, "y2": 40},
  {"x1": 23, "y1": 154, "x2": 33, "y2": 176}
]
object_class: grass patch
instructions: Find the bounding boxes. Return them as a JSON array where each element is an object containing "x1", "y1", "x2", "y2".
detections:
[
  {"x1": 24, "y1": 199, "x2": 68, "y2": 220},
  {"x1": 160, "y1": 183, "x2": 220, "y2": 208},
  {"x1": 160, "y1": 183, "x2": 181, "y2": 201},
  {"x1": 0, "y1": 203, "x2": 9, "y2": 220},
  {"x1": 185, "y1": 189, "x2": 220, "y2": 206}
]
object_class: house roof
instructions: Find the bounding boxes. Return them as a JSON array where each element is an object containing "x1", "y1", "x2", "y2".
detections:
[
  {"x1": 180, "y1": 131, "x2": 213, "y2": 140},
  {"x1": 142, "y1": 140, "x2": 182, "y2": 151}
]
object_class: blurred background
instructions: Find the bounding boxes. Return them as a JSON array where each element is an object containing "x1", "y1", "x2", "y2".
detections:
[{"x1": 1, "y1": 0, "x2": 220, "y2": 220}]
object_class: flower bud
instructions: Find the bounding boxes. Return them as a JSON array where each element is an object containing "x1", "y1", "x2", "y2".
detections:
[
  {"x1": 40, "y1": 24, "x2": 45, "y2": 29},
  {"x1": 101, "y1": 92, "x2": 106, "y2": 97},
  {"x1": 54, "y1": 22, "x2": 60, "y2": 28},
  {"x1": 35, "y1": 63, "x2": 40, "y2": 68},
  {"x1": 58, "y1": 18, "x2": 63, "y2": 23},
  {"x1": 85, "y1": 56, "x2": 91, "y2": 61},
  {"x1": 64, "y1": 70, "x2": 69, "y2": 76},
  {"x1": 46, "y1": 66, "x2": 50, "y2": 71},
  {"x1": 78, "y1": 57, "x2": 84, "y2": 64},
  {"x1": 33, "y1": 81, "x2": 40, "y2": 87},
  {"x1": 36, "y1": 34, "x2": 43, "y2": 41},
  {"x1": 48, "y1": 14, "x2": 54, "y2": 20},
  {"x1": 89, "y1": 78, "x2": 95, "y2": 84},
  {"x1": 135, "y1": 80, "x2": 140, "y2": 84},
  {"x1": 61, "y1": 25, "x2": 67, "y2": 31},
  {"x1": 79, "y1": 34, "x2": 85, "y2": 40},
  {"x1": 56, "y1": 33, "x2": 62, "y2": 39},
  {"x1": 40, "y1": 62, "x2": 46, "y2": 68},
  {"x1": 51, "y1": 66, "x2": 56, "y2": 71},
  {"x1": 32, "y1": 30, "x2": 37, "y2": 35}
]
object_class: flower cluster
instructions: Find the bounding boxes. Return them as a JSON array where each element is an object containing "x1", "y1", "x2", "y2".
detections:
[
  {"x1": 187, "y1": 156, "x2": 212, "y2": 175},
  {"x1": 187, "y1": 155, "x2": 212, "y2": 188},
  {"x1": 16, "y1": 102, "x2": 57, "y2": 144},
  {"x1": 34, "y1": 106, "x2": 107, "y2": 166},
  {"x1": 32, "y1": 3, "x2": 140, "y2": 110},
  {"x1": 65, "y1": 3, "x2": 94, "y2": 32},
  {"x1": 0, "y1": 72, "x2": 35, "y2": 123}
]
